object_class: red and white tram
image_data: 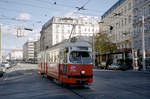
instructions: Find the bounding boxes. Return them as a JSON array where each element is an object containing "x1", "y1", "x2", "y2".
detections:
[{"x1": 38, "y1": 38, "x2": 93, "y2": 85}]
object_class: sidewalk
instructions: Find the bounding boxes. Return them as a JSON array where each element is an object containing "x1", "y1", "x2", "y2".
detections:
[{"x1": 93, "y1": 67, "x2": 150, "y2": 73}]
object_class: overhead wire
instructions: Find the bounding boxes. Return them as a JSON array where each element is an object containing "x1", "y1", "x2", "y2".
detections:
[
  {"x1": 0, "y1": 0, "x2": 52, "y2": 10},
  {"x1": 36, "y1": 0, "x2": 101, "y2": 15},
  {"x1": 0, "y1": 0, "x2": 101, "y2": 16},
  {"x1": 0, "y1": 16, "x2": 43, "y2": 24},
  {"x1": 0, "y1": 0, "x2": 102, "y2": 25}
]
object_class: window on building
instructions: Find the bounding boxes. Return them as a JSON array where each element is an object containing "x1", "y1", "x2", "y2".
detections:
[
  {"x1": 85, "y1": 28, "x2": 87, "y2": 32},
  {"x1": 125, "y1": 18, "x2": 127, "y2": 25},
  {"x1": 128, "y1": 2, "x2": 131, "y2": 10},
  {"x1": 124, "y1": 6, "x2": 127, "y2": 14},
  {"x1": 143, "y1": 7, "x2": 146, "y2": 16},
  {"x1": 122, "y1": 19, "x2": 124, "y2": 26},
  {"x1": 88, "y1": 28, "x2": 90, "y2": 32},
  {"x1": 128, "y1": 15, "x2": 131, "y2": 23}
]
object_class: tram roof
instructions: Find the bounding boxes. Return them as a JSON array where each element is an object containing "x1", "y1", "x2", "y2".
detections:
[{"x1": 48, "y1": 40, "x2": 91, "y2": 51}]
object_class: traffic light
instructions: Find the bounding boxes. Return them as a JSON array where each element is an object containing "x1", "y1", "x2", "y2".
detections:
[
  {"x1": 24, "y1": 28, "x2": 33, "y2": 31},
  {"x1": 17, "y1": 27, "x2": 22, "y2": 37}
]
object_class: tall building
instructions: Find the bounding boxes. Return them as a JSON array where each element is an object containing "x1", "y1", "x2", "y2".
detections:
[
  {"x1": 100, "y1": 0, "x2": 133, "y2": 50},
  {"x1": 34, "y1": 40, "x2": 40, "y2": 63},
  {"x1": 9, "y1": 49, "x2": 23, "y2": 61},
  {"x1": 40, "y1": 16, "x2": 99, "y2": 51},
  {"x1": 133, "y1": 0, "x2": 150, "y2": 55},
  {"x1": 23, "y1": 41, "x2": 35, "y2": 62}
]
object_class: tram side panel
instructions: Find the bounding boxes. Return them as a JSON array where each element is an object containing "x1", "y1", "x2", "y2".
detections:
[
  {"x1": 58, "y1": 64, "x2": 93, "y2": 84},
  {"x1": 47, "y1": 63, "x2": 59, "y2": 80},
  {"x1": 46, "y1": 50, "x2": 59, "y2": 80},
  {"x1": 38, "y1": 52, "x2": 44, "y2": 74}
]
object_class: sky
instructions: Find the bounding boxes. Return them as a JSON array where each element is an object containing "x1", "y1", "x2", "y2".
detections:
[{"x1": 0, "y1": 0, "x2": 117, "y2": 56}]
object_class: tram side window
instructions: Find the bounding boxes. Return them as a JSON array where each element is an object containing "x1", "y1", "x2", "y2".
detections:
[
  {"x1": 41, "y1": 54, "x2": 43, "y2": 63},
  {"x1": 59, "y1": 51, "x2": 63, "y2": 64},
  {"x1": 54, "y1": 53, "x2": 56, "y2": 63},
  {"x1": 64, "y1": 51, "x2": 67, "y2": 63},
  {"x1": 49, "y1": 52, "x2": 53, "y2": 63},
  {"x1": 48, "y1": 53, "x2": 51, "y2": 63},
  {"x1": 52, "y1": 53, "x2": 54, "y2": 63},
  {"x1": 59, "y1": 50, "x2": 67, "y2": 64},
  {"x1": 46, "y1": 53, "x2": 49, "y2": 63},
  {"x1": 55, "y1": 52, "x2": 58, "y2": 63}
]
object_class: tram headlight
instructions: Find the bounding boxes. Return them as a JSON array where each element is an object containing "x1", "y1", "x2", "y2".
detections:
[{"x1": 80, "y1": 70, "x2": 85, "y2": 75}]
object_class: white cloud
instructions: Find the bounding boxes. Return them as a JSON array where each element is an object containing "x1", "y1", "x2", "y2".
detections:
[{"x1": 18, "y1": 13, "x2": 31, "y2": 21}]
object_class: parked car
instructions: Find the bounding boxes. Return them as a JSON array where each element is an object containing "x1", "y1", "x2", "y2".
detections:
[
  {"x1": 108, "y1": 63, "x2": 120, "y2": 70},
  {"x1": 0, "y1": 66, "x2": 6, "y2": 73},
  {"x1": 119, "y1": 64, "x2": 130, "y2": 71},
  {"x1": 99, "y1": 62, "x2": 106, "y2": 69},
  {"x1": 2, "y1": 62, "x2": 10, "y2": 69},
  {"x1": 0, "y1": 67, "x2": 4, "y2": 77}
]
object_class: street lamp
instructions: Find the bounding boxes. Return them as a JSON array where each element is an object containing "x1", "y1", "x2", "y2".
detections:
[
  {"x1": 142, "y1": 16, "x2": 146, "y2": 71},
  {"x1": 17, "y1": 27, "x2": 33, "y2": 38}
]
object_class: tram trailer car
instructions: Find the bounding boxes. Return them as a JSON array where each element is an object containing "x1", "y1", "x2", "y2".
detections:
[{"x1": 38, "y1": 39, "x2": 93, "y2": 85}]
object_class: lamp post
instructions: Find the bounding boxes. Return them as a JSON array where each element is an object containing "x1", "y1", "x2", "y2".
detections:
[
  {"x1": 92, "y1": 26, "x2": 95, "y2": 67},
  {"x1": 0, "y1": 24, "x2": 1, "y2": 64},
  {"x1": 142, "y1": 16, "x2": 146, "y2": 71}
]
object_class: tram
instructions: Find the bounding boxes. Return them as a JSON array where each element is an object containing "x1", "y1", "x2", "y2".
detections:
[{"x1": 38, "y1": 38, "x2": 93, "y2": 85}]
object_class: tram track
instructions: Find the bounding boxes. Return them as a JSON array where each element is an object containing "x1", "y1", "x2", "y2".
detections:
[{"x1": 68, "y1": 88, "x2": 87, "y2": 99}]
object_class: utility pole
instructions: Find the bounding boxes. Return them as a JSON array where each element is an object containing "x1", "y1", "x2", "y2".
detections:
[
  {"x1": 92, "y1": 25, "x2": 95, "y2": 68},
  {"x1": 142, "y1": 16, "x2": 146, "y2": 71},
  {"x1": 0, "y1": 24, "x2": 1, "y2": 63}
]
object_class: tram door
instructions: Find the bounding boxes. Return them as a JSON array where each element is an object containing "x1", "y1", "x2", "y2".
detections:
[{"x1": 44, "y1": 52, "x2": 48, "y2": 74}]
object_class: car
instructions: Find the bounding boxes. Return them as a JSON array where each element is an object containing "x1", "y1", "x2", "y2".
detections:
[
  {"x1": 0, "y1": 67, "x2": 4, "y2": 77},
  {"x1": 108, "y1": 63, "x2": 120, "y2": 70},
  {"x1": 0, "y1": 66, "x2": 6, "y2": 73},
  {"x1": 2, "y1": 62, "x2": 10, "y2": 69},
  {"x1": 119, "y1": 64, "x2": 130, "y2": 71},
  {"x1": 99, "y1": 62, "x2": 106, "y2": 69}
]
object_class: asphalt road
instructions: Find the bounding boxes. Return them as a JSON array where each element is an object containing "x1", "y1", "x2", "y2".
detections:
[{"x1": 0, "y1": 63, "x2": 150, "y2": 99}]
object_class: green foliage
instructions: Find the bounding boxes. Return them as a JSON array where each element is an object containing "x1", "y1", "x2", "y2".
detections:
[{"x1": 95, "y1": 33, "x2": 117, "y2": 54}]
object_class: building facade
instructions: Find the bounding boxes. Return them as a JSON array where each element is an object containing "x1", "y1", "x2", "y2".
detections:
[
  {"x1": 23, "y1": 41, "x2": 35, "y2": 62},
  {"x1": 40, "y1": 16, "x2": 99, "y2": 51},
  {"x1": 100, "y1": 0, "x2": 133, "y2": 50},
  {"x1": 133, "y1": 0, "x2": 150, "y2": 55},
  {"x1": 9, "y1": 49, "x2": 23, "y2": 61},
  {"x1": 34, "y1": 40, "x2": 40, "y2": 63}
]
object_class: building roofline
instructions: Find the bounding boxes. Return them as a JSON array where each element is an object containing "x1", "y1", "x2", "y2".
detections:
[{"x1": 101, "y1": 0, "x2": 126, "y2": 19}]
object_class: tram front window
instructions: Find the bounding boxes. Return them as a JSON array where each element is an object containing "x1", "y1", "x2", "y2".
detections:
[{"x1": 70, "y1": 51, "x2": 92, "y2": 64}]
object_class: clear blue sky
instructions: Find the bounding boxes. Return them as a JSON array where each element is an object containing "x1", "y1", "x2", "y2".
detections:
[{"x1": 0, "y1": 0, "x2": 117, "y2": 56}]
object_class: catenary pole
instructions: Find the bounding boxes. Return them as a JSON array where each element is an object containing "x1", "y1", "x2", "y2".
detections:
[
  {"x1": 0, "y1": 24, "x2": 1, "y2": 63},
  {"x1": 142, "y1": 16, "x2": 146, "y2": 71}
]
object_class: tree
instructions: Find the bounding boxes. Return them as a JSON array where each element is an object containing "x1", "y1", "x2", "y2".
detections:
[{"x1": 95, "y1": 33, "x2": 117, "y2": 54}]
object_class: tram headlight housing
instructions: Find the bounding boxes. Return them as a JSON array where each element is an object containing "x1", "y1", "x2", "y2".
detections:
[{"x1": 80, "y1": 70, "x2": 85, "y2": 75}]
